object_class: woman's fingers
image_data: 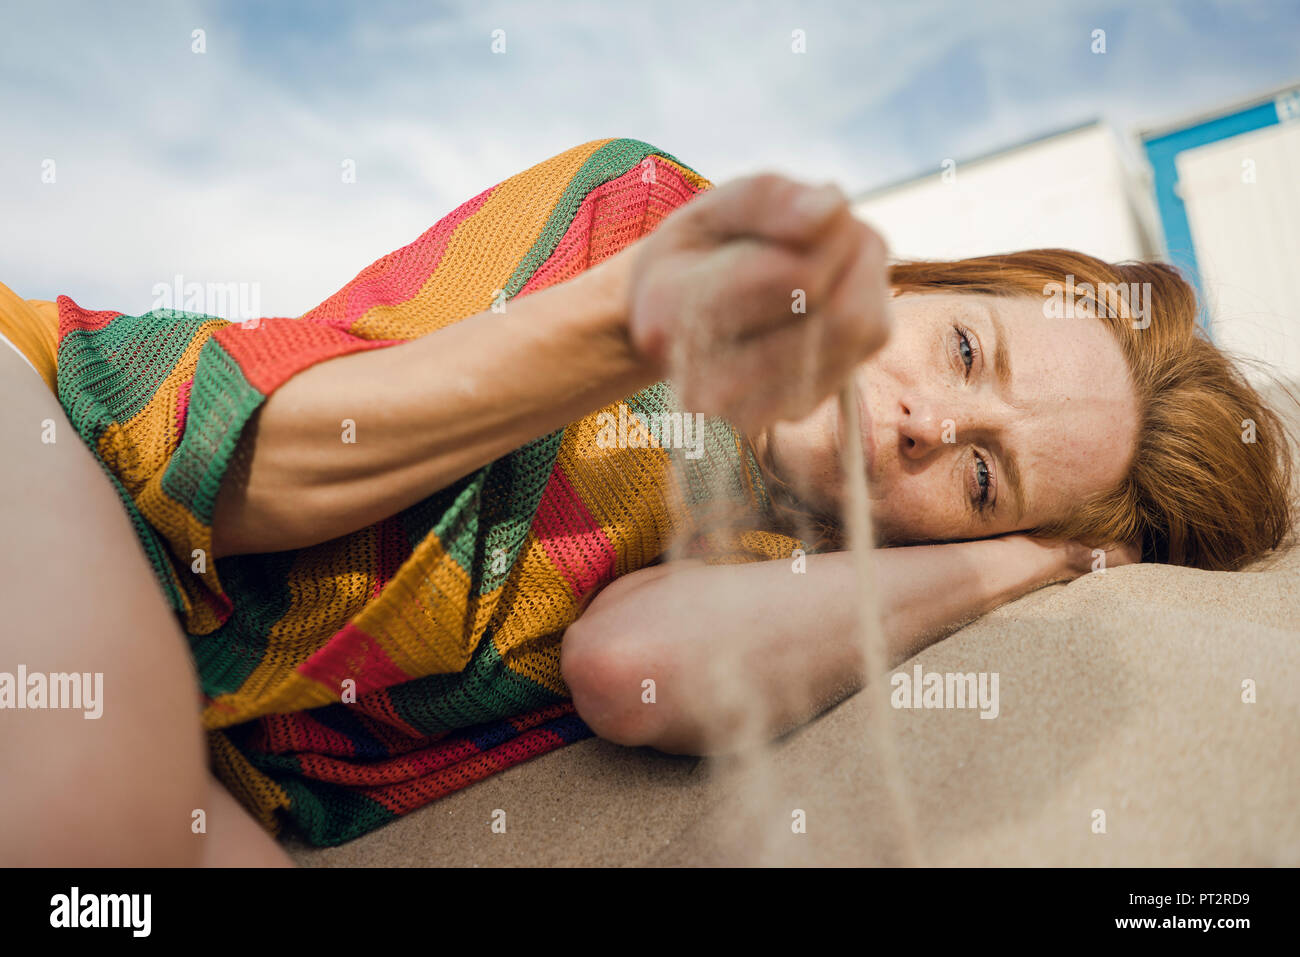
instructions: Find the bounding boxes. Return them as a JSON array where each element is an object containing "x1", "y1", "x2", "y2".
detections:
[
  {"x1": 627, "y1": 171, "x2": 893, "y2": 429},
  {"x1": 697, "y1": 230, "x2": 891, "y2": 426},
  {"x1": 631, "y1": 223, "x2": 852, "y2": 375},
  {"x1": 675, "y1": 237, "x2": 892, "y2": 429},
  {"x1": 1104, "y1": 541, "x2": 1142, "y2": 567},
  {"x1": 675, "y1": 216, "x2": 864, "y2": 347},
  {"x1": 689, "y1": 173, "x2": 853, "y2": 248},
  {"x1": 1049, "y1": 536, "x2": 1143, "y2": 576},
  {"x1": 674, "y1": 312, "x2": 832, "y2": 428},
  {"x1": 816, "y1": 218, "x2": 892, "y2": 380}
]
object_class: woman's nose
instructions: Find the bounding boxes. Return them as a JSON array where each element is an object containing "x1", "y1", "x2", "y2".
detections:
[{"x1": 897, "y1": 396, "x2": 950, "y2": 459}]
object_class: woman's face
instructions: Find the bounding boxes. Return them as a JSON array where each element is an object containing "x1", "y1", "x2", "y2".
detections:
[{"x1": 760, "y1": 290, "x2": 1141, "y2": 543}]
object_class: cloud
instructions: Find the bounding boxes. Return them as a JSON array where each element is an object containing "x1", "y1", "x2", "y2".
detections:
[{"x1": 1, "y1": 0, "x2": 1296, "y2": 313}]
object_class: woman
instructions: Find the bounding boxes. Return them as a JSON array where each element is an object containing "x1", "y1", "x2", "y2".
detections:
[{"x1": 1, "y1": 138, "x2": 1292, "y2": 862}]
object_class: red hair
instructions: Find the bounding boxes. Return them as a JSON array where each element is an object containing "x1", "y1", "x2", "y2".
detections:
[{"x1": 757, "y1": 249, "x2": 1297, "y2": 570}]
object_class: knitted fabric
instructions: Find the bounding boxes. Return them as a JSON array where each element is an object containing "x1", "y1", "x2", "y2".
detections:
[{"x1": 54, "y1": 138, "x2": 809, "y2": 846}]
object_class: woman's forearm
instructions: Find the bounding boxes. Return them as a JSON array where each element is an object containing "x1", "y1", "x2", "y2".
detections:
[
  {"x1": 561, "y1": 537, "x2": 1071, "y2": 755},
  {"x1": 872, "y1": 536, "x2": 1073, "y2": 660},
  {"x1": 211, "y1": 250, "x2": 644, "y2": 557},
  {"x1": 209, "y1": 168, "x2": 890, "y2": 559}
]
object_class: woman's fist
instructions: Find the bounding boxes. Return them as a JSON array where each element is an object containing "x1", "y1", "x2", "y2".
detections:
[{"x1": 624, "y1": 173, "x2": 892, "y2": 432}]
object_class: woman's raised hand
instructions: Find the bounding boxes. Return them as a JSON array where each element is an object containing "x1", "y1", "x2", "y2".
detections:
[{"x1": 623, "y1": 173, "x2": 892, "y2": 432}]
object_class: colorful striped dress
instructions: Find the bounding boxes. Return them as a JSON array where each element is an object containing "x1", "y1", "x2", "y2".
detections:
[{"x1": 51, "y1": 138, "x2": 807, "y2": 846}]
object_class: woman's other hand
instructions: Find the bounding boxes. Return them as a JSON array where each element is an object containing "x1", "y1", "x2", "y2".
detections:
[
  {"x1": 1060, "y1": 538, "x2": 1142, "y2": 576},
  {"x1": 624, "y1": 173, "x2": 892, "y2": 432},
  {"x1": 998, "y1": 534, "x2": 1141, "y2": 583}
]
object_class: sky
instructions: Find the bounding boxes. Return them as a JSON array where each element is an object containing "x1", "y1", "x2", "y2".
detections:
[{"x1": 1, "y1": 0, "x2": 1297, "y2": 316}]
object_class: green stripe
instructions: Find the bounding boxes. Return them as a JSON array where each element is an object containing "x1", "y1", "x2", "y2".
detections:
[
  {"x1": 240, "y1": 751, "x2": 396, "y2": 847},
  {"x1": 58, "y1": 309, "x2": 221, "y2": 429},
  {"x1": 398, "y1": 470, "x2": 478, "y2": 564},
  {"x1": 474, "y1": 432, "x2": 564, "y2": 595},
  {"x1": 387, "y1": 626, "x2": 562, "y2": 735},
  {"x1": 54, "y1": 311, "x2": 220, "y2": 613},
  {"x1": 627, "y1": 380, "x2": 760, "y2": 512},
  {"x1": 190, "y1": 549, "x2": 297, "y2": 698},
  {"x1": 159, "y1": 338, "x2": 266, "y2": 525},
  {"x1": 424, "y1": 470, "x2": 484, "y2": 576},
  {"x1": 92, "y1": 458, "x2": 187, "y2": 612},
  {"x1": 397, "y1": 424, "x2": 563, "y2": 587}
]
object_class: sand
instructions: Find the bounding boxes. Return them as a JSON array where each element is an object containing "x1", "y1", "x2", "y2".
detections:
[{"x1": 289, "y1": 386, "x2": 1300, "y2": 867}]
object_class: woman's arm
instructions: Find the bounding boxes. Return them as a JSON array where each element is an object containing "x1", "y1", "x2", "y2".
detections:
[
  {"x1": 211, "y1": 253, "x2": 647, "y2": 556},
  {"x1": 211, "y1": 173, "x2": 889, "y2": 557},
  {"x1": 560, "y1": 536, "x2": 1118, "y2": 755}
]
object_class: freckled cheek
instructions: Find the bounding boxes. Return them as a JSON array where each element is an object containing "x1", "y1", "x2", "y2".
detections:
[
  {"x1": 807, "y1": 422, "x2": 847, "y2": 508},
  {"x1": 869, "y1": 479, "x2": 956, "y2": 541},
  {"x1": 815, "y1": 459, "x2": 848, "y2": 515}
]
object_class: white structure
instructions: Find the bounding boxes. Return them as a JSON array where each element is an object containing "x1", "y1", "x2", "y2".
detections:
[
  {"x1": 848, "y1": 95, "x2": 1300, "y2": 384},
  {"x1": 1143, "y1": 87, "x2": 1300, "y2": 383},
  {"x1": 851, "y1": 121, "x2": 1161, "y2": 265}
]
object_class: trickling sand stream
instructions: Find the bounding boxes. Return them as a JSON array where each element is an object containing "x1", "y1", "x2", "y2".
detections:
[{"x1": 663, "y1": 300, "x2": 921, "y2": 865}]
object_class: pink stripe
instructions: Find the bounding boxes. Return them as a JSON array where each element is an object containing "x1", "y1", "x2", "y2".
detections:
[
  {"x1": 299, "y1": 187, "x2": 496, "y2": 330},
  {"x1": 532, "y1": 463, "x2": 619, "y2": 600},
  {"x1": 519, "y1": 161, "x2": 702, "y2": 296}
]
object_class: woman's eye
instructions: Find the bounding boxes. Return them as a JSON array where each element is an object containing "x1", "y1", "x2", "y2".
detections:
[
  {"x1": 973, "y1": 453, "x2": 991, "y2": 509},
  {"x1": 954, "y1": 325, "x2": 975, "y2": 376}
]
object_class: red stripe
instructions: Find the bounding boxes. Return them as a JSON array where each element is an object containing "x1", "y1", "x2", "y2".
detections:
[
  {"x1": 174, "y1": 377, "x2": 193, "y2": 438},
  {"x1": 297, "y1": 621, "x2": 413, "y2": 700},
  {"x1": 253, "y1": 712, "x2": 358, "y2": 758},
  {"x1": 211, "y1": 315, "x2": 398, "y2": 395},
  {"x1": 55, "y1": 296, "x2": 122, "y2": 340},
  {"x1": 370, "y1": 516, "x2": 409, "y2": 600},
  {"x1": 293, "y1": 725, "x2": 571, "y2": 816}
]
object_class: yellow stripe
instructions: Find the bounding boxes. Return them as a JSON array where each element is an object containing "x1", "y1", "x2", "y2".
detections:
[
  {"x1": 558, "y1": 404, "x2": 676, "y2": 577},
  {"x1": 352, "y1": 532, "x2": 500, "y2": 679},
  {"x1": 0, "y1": 281, "x2": 58, "y2": 393},
  {"x1": 350, "y1": 139, "x2": 613, "y2": 340},
  {"x1": 101, "y1": 317, "x2": 230, "y2": 623},
  {"x1": 209, "y1": 729, "x2": 292, "y2": 833},
  {"x1": 492, "y1": 530, "x2": 580, "y2": 695},
  {"x1": 203, "y1": 528, "x2": 380, "y2": 728}
]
